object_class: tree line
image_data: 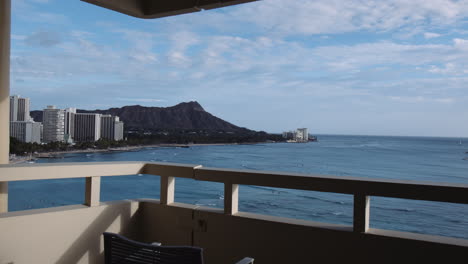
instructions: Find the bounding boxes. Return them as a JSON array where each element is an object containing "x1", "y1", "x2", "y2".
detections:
[{"x1": 10, "y1": 130, "x2": 285, "y2": 155}]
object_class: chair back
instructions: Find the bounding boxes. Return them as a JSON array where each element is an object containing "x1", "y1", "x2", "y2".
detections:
[{"x1": 103, "y1": 232, "x2": 203, "y2": 264}]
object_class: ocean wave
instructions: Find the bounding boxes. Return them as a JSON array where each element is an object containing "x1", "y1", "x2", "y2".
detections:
[
  {"x1": 373, "y1": 205, "x2": 416, "y2": 213},
  {"x1": 446, "y1": 218, "x2": 468, "y2": 225},
  {"x1": 297, "y1": 195, "x2": 349, "y2": 206},
  {"x1": 241, "y1": 164, "x2": 258, "y2": 170},
  {"x1": 242, "y1": 201, "x2": 280, "y2": 210},
  {"x1": 195, "y1": 203, "x2": 217, "y2": 207},
  {"x1": 331, "y1": 211, "x2": 344, "y2": 216},
  {"x1": 247, "y1": 185, "x2": 287, "y2": 194}
]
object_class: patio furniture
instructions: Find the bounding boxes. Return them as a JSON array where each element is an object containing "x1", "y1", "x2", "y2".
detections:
[{"x1": 103, "y1": 232, "x2": 254, "y2": 264}]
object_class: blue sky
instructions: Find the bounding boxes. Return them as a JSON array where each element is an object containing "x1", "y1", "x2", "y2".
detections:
[{"x1": 9, "y1": 0, "x2": 468, "y2": 137}]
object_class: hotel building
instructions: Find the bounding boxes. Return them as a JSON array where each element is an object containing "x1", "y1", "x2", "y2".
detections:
[
  {"x1": 10, "y1": 121, "x2": 42, "y2": 143},
  {"x1": 42, "y1": 105, "x2": 65, "y2": 143},
  {"x1": 64, "y1": 108, "x2": 76, "y2": 143},
  {"x1": 9, "y1": 95, "x2": 41, "y2": 143},
  {"x1": 9, "y1": 95, "x2": 31, "y2": 122},
  {"x1": 73, "y1": 113, "x2": 101, "y2": 142},
  {"x1": 101, "y1": 115, "x2": 124, "y2": 141}
]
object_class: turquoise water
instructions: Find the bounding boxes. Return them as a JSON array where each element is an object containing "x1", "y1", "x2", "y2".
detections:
[{"x1": 9, "y1": 135, "x2": 468, "y2": 239}]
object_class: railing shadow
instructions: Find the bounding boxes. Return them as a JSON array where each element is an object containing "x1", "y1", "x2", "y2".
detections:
[{"x1": 55, "y1": 200, "x2": 142, "y2": 264}]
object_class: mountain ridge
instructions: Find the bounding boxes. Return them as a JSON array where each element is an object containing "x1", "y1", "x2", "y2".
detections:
[{"x1": 30, "y1": 101, "x2": 251, "y2": 132}]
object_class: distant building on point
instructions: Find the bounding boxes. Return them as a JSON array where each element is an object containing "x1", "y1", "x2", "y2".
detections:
[
  {"x1": 282, "y1": 131, "x2": 296, "y2": 140},
  {"x1": 296, "y1": 128, "x2": 308, "y2": 142},
  {"x1": 282, "y1": 128, "x2": 310, "y2": 143}
]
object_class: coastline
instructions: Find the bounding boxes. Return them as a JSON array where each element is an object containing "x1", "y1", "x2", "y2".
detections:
[{"x1": 8, "y1": 142, "x2": 270, "y2": 164}]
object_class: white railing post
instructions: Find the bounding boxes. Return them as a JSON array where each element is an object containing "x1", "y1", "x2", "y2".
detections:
[
  {"x1": 353, "y1": 194, "x2": 370, "y2": 233},
  {"x1": 160, "y1": 176, "x2": 175, "y2": 205},
  {"x1": 85, "y1": 176, "x2": 101, "y2": 207},
  {"x1": 224, "y1": 183, "x2": 239, "y2": 215},
  {"x1": 0, "y1": 0, "x2": 11, "y2": 213}
]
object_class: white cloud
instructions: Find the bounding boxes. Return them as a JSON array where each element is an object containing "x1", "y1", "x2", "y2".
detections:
[
  {"x1": 116, "y1": 98, "x2": 165, "y2": 103},
  {"x1": 11, "y1": 35, "x2": 26, "y2": 40},
  {"x1": 210, "y1": 0, "x2": 468, "y2": 36},
  {"x1": 424, "y1": 32, "x2": 442, "y2": 39},
  {"x1": 11, "y1": 0, "x2": 468, "y2": 136},
  {"x1": 388, "y1": 96, "x2": 455, "y2": 104},
  {"x1": 25, "y1": 31, "x2": 61, "y2": 47}
]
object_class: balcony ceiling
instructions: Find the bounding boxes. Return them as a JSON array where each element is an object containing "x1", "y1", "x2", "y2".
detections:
[{"x1": 81, "y1": 0, "x2": 258, "y2": 19}]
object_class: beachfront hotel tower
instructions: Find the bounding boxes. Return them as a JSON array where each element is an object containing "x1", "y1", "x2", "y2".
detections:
[
  {"x1": 9, "y1": 95, "x2": 41, "y2": 143},
  {"x1": 42, "y1": 105, "x2": 65, "y2": 143},
  {"x1": 9, "y1": 95, "x2": 30, "y2": 122},
  {"x1": 73, "y1": 113, "x2": 101, "y2": 142},
  {"x1": 64, "y1": 107, "x2": 76, "y2": 143},
  {"x1": 9, "y1": 121, "x2": 41, "y2": 143},
  {"x1": 101, "y1": 114, "x2": 124, "y2": 141}
]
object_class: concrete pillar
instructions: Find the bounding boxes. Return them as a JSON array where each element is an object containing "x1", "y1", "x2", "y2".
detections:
[
  {"x1": 161, "y1": 176, "x2": 175, "y2": 205},
  {"x1": 85, "y1": 177, "x2": 101, "y2": 207},
  {"x1": 353, "y1": 194, "x2": 370, "y2": 233},
  {"x1": 0, "y1": 0, "x2": 11, "y2": 213},
  {"x1": 224, "y1": 183, "x2": 238, "y2": 215}
]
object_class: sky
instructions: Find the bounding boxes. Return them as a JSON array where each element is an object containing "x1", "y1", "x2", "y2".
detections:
[{"x1": 9, "y1": 0, "x2": 468, "y2": 137}]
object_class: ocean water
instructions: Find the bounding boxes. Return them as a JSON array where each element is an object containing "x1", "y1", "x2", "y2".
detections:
[{"x1": 9, "y1": 135, "x2": 468, "y2": 239}]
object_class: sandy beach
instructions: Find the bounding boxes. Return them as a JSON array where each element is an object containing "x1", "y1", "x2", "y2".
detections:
[{"x1": 9, "y1": 142, "x2": 265, "y2": 164}]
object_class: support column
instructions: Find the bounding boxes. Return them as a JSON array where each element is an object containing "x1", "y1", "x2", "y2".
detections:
[
  {"x1": 353, "y1": 194, "x2": 370, "y2": 233},
  {"x1": 224, "y1": 183, "x2": 239, "y2": 215},
  {"x1": 160, "y1": 176, "x2": 175, "y2": 205},
  {"x1": 0, "y1": 0, "x2": 11, "y2": 213},
  {"x1": 85, "y1": 177, "x2": 101, "y2": 207}
]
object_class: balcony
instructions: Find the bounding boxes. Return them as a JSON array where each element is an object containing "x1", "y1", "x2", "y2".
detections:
[{"x1": 0, "y1": 161, "x2": 467, "y2": 263}]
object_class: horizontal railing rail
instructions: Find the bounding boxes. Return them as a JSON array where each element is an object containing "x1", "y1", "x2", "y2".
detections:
[
  {"x1": 194, "y1": 167, "x2": 468, "y2": 204},
  {"x1": 1, "y1": 161, "x2": 468, "y2": 235}
]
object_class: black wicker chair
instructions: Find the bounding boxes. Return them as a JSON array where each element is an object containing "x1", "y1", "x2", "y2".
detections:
[
  {"x1": 103, "y1": 232, "x2": 203, "y2": 264},
  {"x1": 103, "y1": 232, "x2": 254, "y2": 264}
]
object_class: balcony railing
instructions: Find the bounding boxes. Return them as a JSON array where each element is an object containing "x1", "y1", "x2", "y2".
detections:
[
  {"x1": 2, "y1": 161, "x2": 468, "y2": 232},
  {"x1": 1, "y1": 161, "x2": 468, "y2": 263}
]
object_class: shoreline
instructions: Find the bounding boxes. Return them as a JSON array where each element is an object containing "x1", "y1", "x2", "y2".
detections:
[{"x1": 9, "y1": 142, "x2": 272, "y2": 164}]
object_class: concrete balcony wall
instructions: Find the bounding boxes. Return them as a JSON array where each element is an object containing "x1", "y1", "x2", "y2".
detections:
[
  {"x1": 0, "y1": 201, "x2": 141, "y2": 264},
  {"x1": 0, "y1": 199, "x2": 467, "y2": 264},
  {"x1": 139, "y1": 201, "x2": 468, "y2": 264}
]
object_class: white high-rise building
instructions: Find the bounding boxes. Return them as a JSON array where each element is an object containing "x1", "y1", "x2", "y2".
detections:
[
  {"x1": 74, "y1": 113, "x2": 101, "y2": 142},
  {"x1": 10, "y1": 121, "x2": 42, "y2": 143},
  {"x1": 101, "y1": 115, "x2": 124, "y2": 141},
  {"x1": 9, "y1": 95, "x2": 41, "y2": 143},
  {"x1": 64, "y1": 108, "x2": 76, "y2": 143},
  {"x1": 114, "y1": 120, "x2": 124, "y2": 141},
  {"x1": 10, "y1": 95, "x2": 31, "y2": 122},
  {"x1": 296, "y1": 128, "x2": 308, "y2": 142},
  {"x1": 42, "y1": 106, "x2": 65, "y2": 143}
]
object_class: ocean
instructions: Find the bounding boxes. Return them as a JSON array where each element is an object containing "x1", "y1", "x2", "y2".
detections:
[{"x1": 9, "y1": 135, "x2": 468, "y2": 239}]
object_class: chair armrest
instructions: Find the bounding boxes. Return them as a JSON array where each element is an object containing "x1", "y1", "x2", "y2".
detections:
[{"x1": 235, "y1": 257, "x2": 254, "y2": 264}]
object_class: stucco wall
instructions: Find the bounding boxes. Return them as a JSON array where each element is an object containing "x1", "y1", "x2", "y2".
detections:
[{"x1": 0, "y1": 201, "x2": 141, "y2": 264}]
